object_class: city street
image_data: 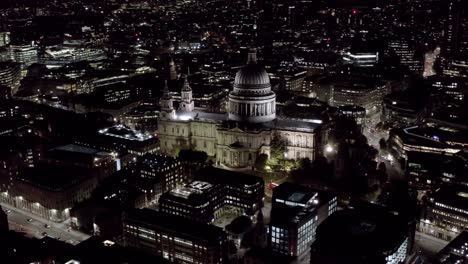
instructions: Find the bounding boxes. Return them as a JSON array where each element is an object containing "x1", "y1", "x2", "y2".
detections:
[
  {"x1": 415, "y1": 231, "x2": 448, "y2": 263},
  {"x1": 363, "y1": 111, "x2": 404, "y2": 180},
  {"x1": 1, "y1": 202, "x2": 90, "y2": 244}
]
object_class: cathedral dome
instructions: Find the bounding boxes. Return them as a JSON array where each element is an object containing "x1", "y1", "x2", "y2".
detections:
[
  {"x1": 228, "y1": 49, "x2": 276, "y2": 123},
  {"x1": 234, "y1": 64, "x2": 270, "y2": 88}
]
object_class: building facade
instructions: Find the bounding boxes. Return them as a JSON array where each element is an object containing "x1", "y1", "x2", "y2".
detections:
[{"x1": 419, "y1": 187, "x2": 468, "y2": 241}]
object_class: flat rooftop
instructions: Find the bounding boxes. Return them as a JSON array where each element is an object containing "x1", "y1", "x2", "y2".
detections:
[
  {"x1": 138, "y1": 153, "x2": 179, "y2": 170},
  {"x1": 16, "y1": 163, "x2": 93, "y2": 192},
  {"x1": 125, "y1": 209, "x2": 226, "y2": 243},
  {"x1": 436, "y1": 231, "x2": 468, "y2": 264},
  {"x1": 433, "y1": 186, "x2": 468, "y2": 212},
  {"x1": 271, "y1": 183, "x2": 335, "y2": 225},
  {"x1": 47, "y1": 144, "x2": 112, "y2": 163},
  {"x1": 98, "y1": 125, "x2": 154, "y2": 142},
  {"x1": 393, "y1": 123, "x2": 468, "y2": 151},
  {"x1": 74, "y1": 236, "x2": 170, "y2": 264},
  {"x1": 312, "y1": 205, "x2": 408, "y2": 259},
  {"x1": 167, "y1": 181, "x2": 213, "y2": 200},
  {"x1": 195, "y1": 167, "x2": 263, "y2": 187}
]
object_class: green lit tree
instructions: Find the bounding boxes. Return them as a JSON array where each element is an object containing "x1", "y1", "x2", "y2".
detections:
[{"x1": 268, "y1": 133, "x2": 287, "y2": 166}]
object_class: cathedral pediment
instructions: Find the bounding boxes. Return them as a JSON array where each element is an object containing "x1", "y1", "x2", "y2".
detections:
[
  {"x1": 230, "y1": 127, "x2": 244, "y2": 133},
  {"x1": 229, "y1": 141, "x2": 245, "y2": 149}
]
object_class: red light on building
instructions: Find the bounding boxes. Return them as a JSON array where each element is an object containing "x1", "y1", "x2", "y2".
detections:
[{"x1": 352, "y1": 9, "x2": 358, "y2": 15}]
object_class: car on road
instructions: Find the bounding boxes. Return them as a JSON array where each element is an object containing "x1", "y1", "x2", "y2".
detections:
[
  {"x1": 27, "y1": 218, "x2": 33, "y2": 222},
  {"x1": 44, "y1": 224, "x2": 50, "y2": 228},
  {"x1": 41, "y1": 232, "x2": 47, "y2": 236},
  {"x1": 5, "y1": 209, "x2": 11, "y2": 213}
]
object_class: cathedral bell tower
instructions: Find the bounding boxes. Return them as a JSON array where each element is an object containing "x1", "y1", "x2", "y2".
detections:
[
  {"x1": 179, "y1": 70, "x2": 194, "y2": 113},
  {"x1": 160, "y1": 80, "x2": 175, "y2": 119}
]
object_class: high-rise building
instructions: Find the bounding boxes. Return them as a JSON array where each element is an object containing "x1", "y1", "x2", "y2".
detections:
[
  {"x1": 268, "y1": 183, "x2": 337, "y2": 259},
  {"x1": 445, "y1": 0, "x2": 463, "y2": 58},
  {"x1": 387, "y1": 40, "x2": 423, "y2": 75}
]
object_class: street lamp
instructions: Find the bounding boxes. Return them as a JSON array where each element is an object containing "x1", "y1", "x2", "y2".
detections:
[
  {"x1": 387, "y1": 154, "x2": 393, "y2": 162},
  {"x1": 325, "y1": 144, "x2": 334, "y2": 153}
]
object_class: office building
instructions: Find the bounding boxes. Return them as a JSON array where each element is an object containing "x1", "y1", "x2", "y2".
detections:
[
  {"x1": 5, "y1": 163, "x2": 99, "y2": 222},
  {"x1": 160, "y1": 167, "x2": 264, "y2": 223},
  {"x1": 388, "y1": 123, "x2": 468, "y2": 167},
  {"x1": 329, "y1": 77, "x2": 390, "y2": 113},
  {"x1": 159, "y1": 181, "x2": 217, "y2": 223},
  {"x1": 40, "y1": 45, "x2": 106, "y2": 67},
  {"x1": 419, "y1": 187, "x2": 468, "y2": 241},
  {"x1": 302, "y1": 76, "x2": 330, "y2": 101},
  {"x1": 382, "y1": 93, "x2": 422, "y2": 126},
  {"x1": 343, "y1": 51, "x2": 379, "y2": 67},
  {"x1": 195, "y1": 167, "x2": 264, "y2": 218},
  {"x1": 0, "y1": 60, "x2": 21, "y2": 94},
  {"x1": 123, "y1": 209, "x2": 228, "y2": 263},
  {"x1": 338, "y1": 105, "x2": 366, "y2": 128},
  {"x1": 443, "y1": 58, "x2": 468, "y2": 78},
  {"x1": 87, "y1": 124, "x2": 159, "y2": 156},
  {"x1": 310, "y1": 204, "x2": 410, "y2": 264},
  {"x1": 68, "y1": 236, "x2": 170, "y2": 264},
  {"x1": 44, "y1": 144, "x2": 119, "y2": 179},
  {"x1": 386, "y1": 40, "x2": 423, "y2": 75},
  {"x1": 269, "y1": 183, "x2": 337, "y2": 258},
  {"x1": 7, "y1": 44, "x2": 38, "y2": 75},
  {"x1": 135, "y1": 153, "x2": 185, "y2": 193},
  {"x1": 406, "y1": 151, "x2": 468, "y2": 189},
  {"x1": 278, "y1": 68, "x2": 307, "y2": 92},
  {"x1": 444, "y1": 0, "x2": 463, "y2": 58}
]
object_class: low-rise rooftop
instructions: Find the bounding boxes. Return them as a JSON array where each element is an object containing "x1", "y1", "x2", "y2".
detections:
[{"x1": 125, "y1": 209, "x2": 226, "y2": 243}]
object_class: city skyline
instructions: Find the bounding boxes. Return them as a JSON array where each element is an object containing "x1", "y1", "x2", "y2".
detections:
[{"x1": 0, "y1": 0, "x2": 467, "y2": 264}]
